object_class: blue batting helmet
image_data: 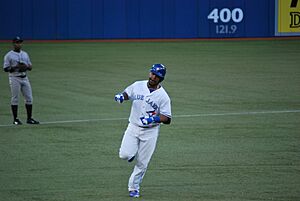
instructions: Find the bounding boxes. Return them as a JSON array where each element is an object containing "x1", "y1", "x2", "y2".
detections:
[{"x1": 150, "y1": 64, "x2": 166, "y2": 81}]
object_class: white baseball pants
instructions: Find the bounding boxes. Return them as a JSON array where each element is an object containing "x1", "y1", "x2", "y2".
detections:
[{"x1": 119, "y1": 123, "x2": 160, "y2": 191}]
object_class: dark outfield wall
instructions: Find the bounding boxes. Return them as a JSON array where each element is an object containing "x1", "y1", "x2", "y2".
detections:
[{"x1": 0, "y1": 0, "x2": 298, "y2": 40}]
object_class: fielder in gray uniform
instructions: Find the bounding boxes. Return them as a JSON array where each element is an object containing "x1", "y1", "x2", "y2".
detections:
[
  {"x1": 115, "y1": 64, "x2": 172, "y2": 198},
  {"x1": 3, "y1": 36, "x2": 39, "y2": 125}
]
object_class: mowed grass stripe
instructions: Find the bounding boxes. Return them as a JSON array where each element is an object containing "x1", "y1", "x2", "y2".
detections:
[{"x1": 0, "y1": 109, "x2": 299, "y2": 127}]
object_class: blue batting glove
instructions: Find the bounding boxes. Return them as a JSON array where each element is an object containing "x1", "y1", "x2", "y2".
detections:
[
  {"x1": 140, "y1": 117, "x2": 153, "y2": 125},
  {"x1": 140, "y1": 116, "x2": 160, "y2": 125},
  {"x1": 115, "y1": 93, "x2": 124, "y2": 103}
]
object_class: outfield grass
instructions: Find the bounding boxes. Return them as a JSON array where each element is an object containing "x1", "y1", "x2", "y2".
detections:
[{"x1": 0, "y1": 39, "x2": 299, "y2": 201}]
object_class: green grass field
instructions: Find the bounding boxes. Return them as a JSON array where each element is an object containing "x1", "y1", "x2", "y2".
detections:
[{"x1": 0, "y1": 39, "x2": 300, "y2": 201}]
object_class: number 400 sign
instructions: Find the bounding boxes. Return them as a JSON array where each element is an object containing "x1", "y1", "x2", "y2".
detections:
[{"x1": 207, "y1": 8, "x2": 244, "y2": 35}]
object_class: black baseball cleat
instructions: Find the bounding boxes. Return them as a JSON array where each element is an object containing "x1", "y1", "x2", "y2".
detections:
[
  {"x1": 13, "y1": 118, "x2": 23, "y2": 125},
  {"x1": 27, "y1": 118, "x2": 40, "y2": 124},
  {"x1": 128, "y1": 156, "x2": 135, "y2": 163}
]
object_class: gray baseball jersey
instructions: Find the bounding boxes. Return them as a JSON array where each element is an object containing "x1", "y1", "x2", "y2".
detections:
[{"x1": 4, "y1": 50, "x2": 32, "y2": 77}]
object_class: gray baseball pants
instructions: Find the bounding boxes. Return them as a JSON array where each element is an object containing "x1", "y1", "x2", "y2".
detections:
[{"x1": 9, "y1": 76, "x2": 33, "y2": 105}]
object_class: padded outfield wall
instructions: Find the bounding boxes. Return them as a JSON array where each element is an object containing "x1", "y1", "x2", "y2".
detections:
[{"x1": 0, "y1": 0, "x2": 299, "y2": 40}]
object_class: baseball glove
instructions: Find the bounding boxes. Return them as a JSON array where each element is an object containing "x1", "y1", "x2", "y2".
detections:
[{"x1": 17, "y1": 62, "x2": 28, "y2": 72}]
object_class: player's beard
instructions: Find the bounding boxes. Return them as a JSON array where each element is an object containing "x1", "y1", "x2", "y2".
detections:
[{"x1": 148, "y1": 78, "x2": 159, "y2": 88}]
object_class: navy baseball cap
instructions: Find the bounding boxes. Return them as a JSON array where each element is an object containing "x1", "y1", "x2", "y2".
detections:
[{"x1": 12, "y1": 36, "x2": 23, "y2": 43}]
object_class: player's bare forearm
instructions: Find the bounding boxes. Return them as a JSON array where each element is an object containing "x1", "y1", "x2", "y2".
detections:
[
  {"x1": 122, "y1": 92, "x2": 129, "y2": 100},
  {"x1": 3, "y1": 66, "x2": 11, "y2": 72},
  {"x1": 159, "y1": 114, "x2": 171, "y2": 124},
  {"x1": 27, "y1": 64, "x2": 32, "y2": 71},
  {"x1": 3, "y1": 66, "x2": 16, "y2": 73}
]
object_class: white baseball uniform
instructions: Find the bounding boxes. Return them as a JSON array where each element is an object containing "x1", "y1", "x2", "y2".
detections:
[{"x1": 119, "y1": 80, "x2": 172, "y2": 192}]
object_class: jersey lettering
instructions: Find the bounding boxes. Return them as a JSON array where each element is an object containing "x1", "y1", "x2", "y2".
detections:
[
  {"x1": 132, "y1": 94, "x2": 144, "y2": 100},
  {"x1": 124, "y1": 80, "x2": 171, "y2": 127},
  {"x1": 146, "y1": 98, "x2": 158, "y2": 110}
]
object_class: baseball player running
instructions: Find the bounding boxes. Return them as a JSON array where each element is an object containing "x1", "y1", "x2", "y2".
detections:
[
  {"x1": 3, "y1": 36, "x2": 39, "y2": 125},
  {"x1": 115, "y1": 64, "x2": 172, "y2": 198}
]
